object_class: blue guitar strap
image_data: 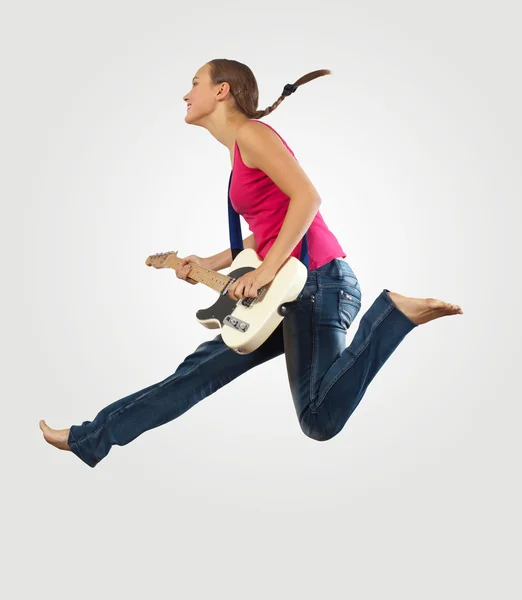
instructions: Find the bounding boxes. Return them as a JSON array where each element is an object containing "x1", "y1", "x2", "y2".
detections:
[{"x1": 227, "y1": 171, "x2": 309, "y2": 268}]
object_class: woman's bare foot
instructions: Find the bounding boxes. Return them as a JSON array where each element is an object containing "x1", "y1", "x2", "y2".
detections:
[
  {"x1": 39, "y1": 420, "x2": 71, "y2": 451},
  {"x1": 386, "y1": 291, "x2": 463, "y2": 326}
]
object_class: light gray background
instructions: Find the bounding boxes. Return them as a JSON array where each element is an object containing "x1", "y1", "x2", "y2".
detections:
[{"x1": 3, "y1": 0, "x2": 521, "y2": 598}]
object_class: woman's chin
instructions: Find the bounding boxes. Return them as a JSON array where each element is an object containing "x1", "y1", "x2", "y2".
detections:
[{"x1": 184, "y1": 110, "x2": 204, "y2": 127}]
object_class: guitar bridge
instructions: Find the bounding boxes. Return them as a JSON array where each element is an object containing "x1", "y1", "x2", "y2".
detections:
[
  {"x1": 239, "y1": 286, "x2": 266, "y2": 308},
  {"x1": 223, "y1": 314, "x2": 250, "y2": 332}
]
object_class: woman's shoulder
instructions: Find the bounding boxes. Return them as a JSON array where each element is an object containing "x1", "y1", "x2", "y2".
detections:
[
  {"x1": 236, "y1": 120, "x2": 294, "y2": 160},
  {"x1": 240, "y1": 119, "x2": 283, "y2": 139}
]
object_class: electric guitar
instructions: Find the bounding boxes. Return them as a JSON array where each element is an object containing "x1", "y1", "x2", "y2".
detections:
[{"x1": 145, "y1": 248, "x2": 308, "y2": 354}]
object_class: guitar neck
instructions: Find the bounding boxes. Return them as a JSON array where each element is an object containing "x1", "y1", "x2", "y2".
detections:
[{"x1": 167, "y1": 254, "x2": 233, "y2": 294}]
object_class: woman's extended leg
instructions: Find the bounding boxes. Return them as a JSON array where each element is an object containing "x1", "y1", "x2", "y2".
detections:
[{"x1": 47, "y1": 326, "x2": 285, "y2": 468}]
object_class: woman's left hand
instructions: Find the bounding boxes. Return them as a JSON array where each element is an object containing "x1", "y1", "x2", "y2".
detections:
[{"x1": 228, "y1": 265, "x2": 277, "y2": 301}]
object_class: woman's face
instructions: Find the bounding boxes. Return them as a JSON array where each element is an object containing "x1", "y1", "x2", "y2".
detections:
[
  {"x1": 183, "y1": 64, "x2": 217, "y2": 125},
  {"x1": 183, "y1": 63, "x2": 233, "y2": 125}
]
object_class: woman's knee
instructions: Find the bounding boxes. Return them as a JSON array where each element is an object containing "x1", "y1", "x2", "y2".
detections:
[{"x1": 299, "y1": 409, "x2": 342, "y2": 442}]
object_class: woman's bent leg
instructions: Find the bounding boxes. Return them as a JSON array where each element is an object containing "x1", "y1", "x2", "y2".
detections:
[
  {"x1": 304, "y1": 288, "x2": 417, "y2": 440},
  {"x1": 68, "y1": 327, "x2": 284, "y2": 467},
  {"x1": 283, "y1": 260, "x2": 418, "y2": 441}
]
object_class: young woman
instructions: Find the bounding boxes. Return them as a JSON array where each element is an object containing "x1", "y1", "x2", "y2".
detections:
[{"x1": 40, "y1": 59, "x2": 463, "y2": 468}]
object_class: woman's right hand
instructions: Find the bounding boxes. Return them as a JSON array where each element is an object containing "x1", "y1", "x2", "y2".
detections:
[{"x1": 175, "y1": 255, "x2": 211, "y2": 285}]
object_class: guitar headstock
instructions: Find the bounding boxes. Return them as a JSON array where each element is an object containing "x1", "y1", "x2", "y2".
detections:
[{"x1": 145, "y1": 250, "x2": 179, "y2": 269}]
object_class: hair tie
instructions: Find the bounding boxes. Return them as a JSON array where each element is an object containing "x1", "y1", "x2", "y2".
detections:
[{"x1": 282, "y1": 83, "x2": 298, "y2": 97}]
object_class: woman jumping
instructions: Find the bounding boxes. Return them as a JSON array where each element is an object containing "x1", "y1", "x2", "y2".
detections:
[{"x1": 40, "y1": 59, "x2": 463, "y2": 468}]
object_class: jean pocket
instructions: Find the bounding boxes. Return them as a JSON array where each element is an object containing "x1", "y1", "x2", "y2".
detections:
[
  {"x1": 297, "y1": 280, "x2": 318, "y2": 303},
  {"x1": 338, "y1": 289, "x2": 361, "y2": 329}
]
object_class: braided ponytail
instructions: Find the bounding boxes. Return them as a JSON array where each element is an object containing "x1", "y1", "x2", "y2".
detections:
[
  {"x1": 253, "y1": 69, "x2": 332, "y2": 119},
  {"x1": 208, "y1": 59, "x2": 331, "y2": 119}
]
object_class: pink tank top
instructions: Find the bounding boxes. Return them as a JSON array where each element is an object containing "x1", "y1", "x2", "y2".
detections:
[{"x1": 229, "y1": 120, "x2": 346, "y2": 271}]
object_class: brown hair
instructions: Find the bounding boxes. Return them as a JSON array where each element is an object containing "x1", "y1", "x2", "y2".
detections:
[{"x1": 207, "y1": 59, "x2": 331, "y2": 119}]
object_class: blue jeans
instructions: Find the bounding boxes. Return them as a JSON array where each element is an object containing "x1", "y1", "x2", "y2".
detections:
[{"x1": 68, "y1": 258, "x2": 418, "y2": 467}]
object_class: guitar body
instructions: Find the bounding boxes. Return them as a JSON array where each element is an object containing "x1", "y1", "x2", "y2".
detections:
[{"x1": 195, "y1": 248, "x2": 308, "y2": 354}]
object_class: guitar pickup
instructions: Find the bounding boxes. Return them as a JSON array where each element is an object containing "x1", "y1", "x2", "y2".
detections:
[
  {"x1": 240, "y1": 296, "x2": 255, "y2": 308},
  {"x1": 239, "y1": 286, "x2": 266, "y2": 308}
]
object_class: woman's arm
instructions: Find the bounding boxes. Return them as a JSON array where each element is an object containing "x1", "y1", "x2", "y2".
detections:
[
  {"x1": 235, "y1": 122, "x2": 321, "y2": 274},
  {"x1": 207, "y1": 233, "x2": 256, "y2": 271}
]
